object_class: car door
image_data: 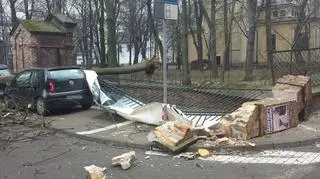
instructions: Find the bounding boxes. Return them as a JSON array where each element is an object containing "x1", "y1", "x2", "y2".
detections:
[
  {"x1": 29, "y1": 70, "x2": 44, "y2": 102},
  {"x1": 11, "y1": 70, "x2": 33, "y2": 107}
]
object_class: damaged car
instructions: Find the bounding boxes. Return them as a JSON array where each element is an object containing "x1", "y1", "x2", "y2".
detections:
[{"x1": 4, "y1": 67, "x2": 93, "y2": 115}]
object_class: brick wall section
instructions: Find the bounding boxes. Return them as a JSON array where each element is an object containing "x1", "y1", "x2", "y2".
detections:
[{"x1": 11, "y1": 24, "x2": 75, "y2": 73}]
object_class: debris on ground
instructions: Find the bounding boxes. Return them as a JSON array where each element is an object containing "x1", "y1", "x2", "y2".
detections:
[
  {"x1": 84, "y1": 165, "x2": 107, "y2": 179},
  {"x1": 174, "y1": 152, "x2": 196, "y2": 160},
  {"x1": 197, "y1": 149, "x2": 211, "y2": 158},
  {"x1": 145, "y1": 151, "x2": 170, "y2": 157},
  {"x1": 112, "y1": 151, "x2": 136, "y2": 170},
  {"x1": 196, "y1": 163, "x2": 204, "y2": 169},
  {"x1": 149, "y1": 121, "x2": 198, "y2": 152}
]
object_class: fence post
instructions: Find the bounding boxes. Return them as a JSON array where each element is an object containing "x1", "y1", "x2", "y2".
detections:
[
  {"x1": 290, "y1": 51, "x2": 293, "y2": 75},
  {"x1": 268, "y1": 50, "x2": 276, "y2": 85}
]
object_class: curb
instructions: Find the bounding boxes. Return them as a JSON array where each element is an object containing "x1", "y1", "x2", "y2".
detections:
[
  {"x1": 49, "y1": 127, "x2": 151, "y2": 150},
  {"x1": 49, "y1": 126, "x2": 320, "y2": 153},
  {"x1": 47, "y1": 90, "x2": 320, "y2": 152}
]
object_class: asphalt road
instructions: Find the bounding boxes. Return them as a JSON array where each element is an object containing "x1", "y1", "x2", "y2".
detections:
[{"x1": 1, "y1": 125, "x2": 320, "y2": 179}]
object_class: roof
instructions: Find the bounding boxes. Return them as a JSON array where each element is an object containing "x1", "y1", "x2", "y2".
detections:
[
  {"x1": 46, "y1": 13, "x2": 77, "y2": 27},
  {"x1": 21, "y1": 20, "x2": 62, "y2": 33},
  {"x1": 52, "y1": 13, "x2": 75, "y2": 24}
]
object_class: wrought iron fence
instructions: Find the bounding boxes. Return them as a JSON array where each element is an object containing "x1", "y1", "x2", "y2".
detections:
[{"x1": 272, "y1": 48, "x2": 320, "y2": 85}]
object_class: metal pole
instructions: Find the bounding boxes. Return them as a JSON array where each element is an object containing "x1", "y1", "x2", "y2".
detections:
[{"x1": 163, "y1": 19, "x2": 168, "y2": 104}]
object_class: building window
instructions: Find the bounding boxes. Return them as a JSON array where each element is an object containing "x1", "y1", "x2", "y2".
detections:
[
  {"x1": 291, "y1": 11, "x2": 295, "y2": 16},
  {"x1": 280, "y1": 10, "x2": 286, "y2": 17},
  {"x1": 273, "y1": 11, "x2": 279, "y2": 17},
  {"x1": 271, "y1": 34, "x2": 276, "y2": 50}
]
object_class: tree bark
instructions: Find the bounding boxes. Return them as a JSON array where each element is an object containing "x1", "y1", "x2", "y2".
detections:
[
  {"x1": 265, "y1": 0, "x2": 275, "y2": 84},
  {"x1": 244, "y1": 0, "x2": 257, "y2": 81},
  {"x1": 194, "y1": 0, "x2": 204, "y2": 61},
  {"x1": 106, "y1": 0, "x2": 118, "y2": 67},
  {"x1": 209, "y1": 0, "x2": 218, "y2": 78},
  {"x1": 147, "y1": 0, "x2": 163, "y2": 60},
  {"x1": 182, "y1": 0, "x2": 191, "y2": 85},
  {"x1": 94, "y1": 60, "x2": 159, "y2": 75},
  {"x1": 88, "y1": 0, "x2": 94, "y2": 68},
  {"x1": 99, "y1": 0, "x2": 106, "y2": 67},
  {"x1": 9, "y1": 0, "x2": 18, "y2": 25}
]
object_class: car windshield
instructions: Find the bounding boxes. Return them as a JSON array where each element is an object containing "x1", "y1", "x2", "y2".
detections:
[
  {"x1": 48, "y1": 69, "x2": 85, "y2": 81},
  {"x1": 0, "y1": 68, "x2": 11, "y2": 76}
]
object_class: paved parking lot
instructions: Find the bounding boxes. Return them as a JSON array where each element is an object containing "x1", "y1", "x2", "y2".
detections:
[{"x1": 46, "y1": 106, "x2": 154, "y2": 148}]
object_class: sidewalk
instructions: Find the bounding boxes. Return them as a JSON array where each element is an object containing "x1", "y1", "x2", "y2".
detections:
[{"x1": 48, "y1": 87, "x2": 320, "y2": 152}]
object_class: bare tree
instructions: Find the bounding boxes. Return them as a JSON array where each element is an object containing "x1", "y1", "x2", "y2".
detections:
[
  {"x1": 221, "y1": 0, "x2": 236, "y2": 82},
  {"x1": 9, "y1": 0, "x2": 18, "y2": 24},
  {"x1": 146, "y1": 0, "x2": 163, "y2": 59},
  {"x1": 209, "y1": 0, "x2": 218, "y2": 78},
  {"x1": 24, "y1": 0, "x2": 35, "y2": 19},
  {"x1": 98, "y1": 0, "x2": 106, "y2": 66},
  {"x1": 194, "y1": 0, "x2": 204, "y2": 61},
  {"x1": 265, "y1": 0, "x2": 275, "y2": 84},
  {"x1": 244, "y1": 0, "x2": 258, "y2": 81},
  {"x1": 182, "y1": 0, "x2": 191, "y2": 85}
]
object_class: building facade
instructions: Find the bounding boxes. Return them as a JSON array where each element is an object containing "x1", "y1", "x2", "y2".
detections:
[{"x1": 10, "y1": 13, "x2": 76, "y2": 72}]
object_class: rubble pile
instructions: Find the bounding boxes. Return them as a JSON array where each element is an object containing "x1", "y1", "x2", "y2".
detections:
[{"x1": 218, "y1": 75, "x2": 312, "y2": 140}]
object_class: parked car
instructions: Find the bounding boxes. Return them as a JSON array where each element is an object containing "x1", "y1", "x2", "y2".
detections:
[
  {"x1": 0, "y1": 65, "x2": 13, "y2": 96},
  {"x1": 4, "y1": 67, "x2": 93, "y2": 115}
]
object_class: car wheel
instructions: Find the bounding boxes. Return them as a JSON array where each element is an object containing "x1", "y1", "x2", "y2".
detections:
[
  {"x1": 36, "y1": 98, "x2": 48, "y2": 116},
  {"x1": 81, "y1": 102, "x2": 92, "y2": 110}
]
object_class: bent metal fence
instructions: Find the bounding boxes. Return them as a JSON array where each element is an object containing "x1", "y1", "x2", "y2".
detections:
[
  {"x1": 99, "y1": 76, "x2": 270, "y2": 127},
  {"x1": 272, "y1": 48, "x2": 320, "y2": 85}
]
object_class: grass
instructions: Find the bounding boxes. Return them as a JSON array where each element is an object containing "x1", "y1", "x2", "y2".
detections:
[{"x1": 114, "y1": 68, "x2": 273, "y2": 89}]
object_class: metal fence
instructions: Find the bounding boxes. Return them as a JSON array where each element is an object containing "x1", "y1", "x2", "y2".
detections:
[{"x1": 272, "y1": 48, "x2": 320, "y2": 85}]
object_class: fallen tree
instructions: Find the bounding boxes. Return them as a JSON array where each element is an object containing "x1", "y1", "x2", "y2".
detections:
[{"x1": 93, "y1": 58, "x2": 160, "y2": 76}]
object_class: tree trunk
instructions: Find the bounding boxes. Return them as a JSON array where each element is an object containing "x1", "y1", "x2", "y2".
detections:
[
  {"x1": 93, "y1": 0, "x2": 101, "y2": 64},
  {"x1": 53, "y1": 0, "x2": 62, "y2": 13},
  {"x1": 133, "y1": 41, "x2": 140, "y2": 64},
  {"x1": 94, "y1": 60, "x2": 159, "y2": 75},
  {"x1": 141, "y1": 34, "x2": 148, "y2": 59},
  {"x1": 293, "y1": 0, "x2": 309, "y2": 69},
  {"x1": 106, "y1": 0, "x2": 118, "y2": 67},
  {"x1": 88, "y1": 0, "x2": 94, "y2": 68},
  {"x1": 9, "y1": 0, "x2": 18, "y2": 25},
  {"x1": 209, "y1": 0, "x2": 218, "y2": 78},
  {"x1": 244, "y1": 0, "x2": 257, "y2": 81},
  {"x1": 221, "y1": 0, "x2": 235, "y2": 81},
  {"x1": 194, "y1": 0, "x2": 203, "y2": 61},
  {"x1": 265, "y1": 0, "x2": 275, "y2": 84},
  {"x1": 99, "y1": 0, "x2": 106, "y2": 67},
  {"x1": 182, "y1": 0, "x2": 191, "y2": 85},
  {"x1": 147, "y1": 0, "x2": 163, "y2": 60},
  {"x1": 82, "y1": 0, "x2": 89, "y2": 67},
  {"x1": 176, "y1": 8, "x2": 182, "y2": 70},
  {"x1": 129, "y1": 44, "x2": 132, "y2": 65}
]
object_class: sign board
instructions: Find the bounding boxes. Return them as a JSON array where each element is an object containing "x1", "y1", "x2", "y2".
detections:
[
  {"x1": 154, "y1": 1, "x2": 178, "y2": 20},
  {"x1": 265, "y1": 104, "x2": 289, "y2": 134},
  {"x1": 158, "y1": 0, "x2": 178, "y2": 4}
]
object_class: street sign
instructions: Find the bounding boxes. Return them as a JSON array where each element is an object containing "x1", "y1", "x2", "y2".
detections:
[
  {"x1": 159, "y1": 0, "x2": 178, "y2": 4},
  {"x1": 154, "y1": 0, "x2": 178, "y2": 108}
]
